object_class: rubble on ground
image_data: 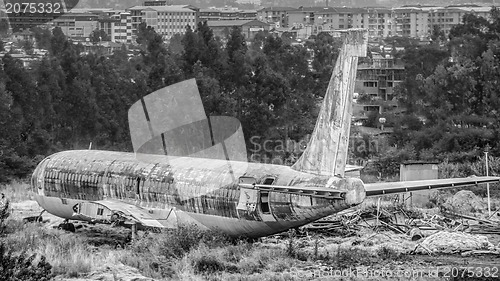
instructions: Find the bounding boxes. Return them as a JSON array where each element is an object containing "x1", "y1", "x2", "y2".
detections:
[
  {"x1": 443, "y1": 190, "x2": 487, "y2": 214},
  {"x1": 299, "y1": 193, "x2": 500, "y2": 257},
  {"x1": 414, "y1": 231, "x2": 497, "y2": 255}
]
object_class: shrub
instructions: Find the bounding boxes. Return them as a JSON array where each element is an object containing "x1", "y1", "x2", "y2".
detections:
[{"x1": 0, "y1": 242, "x2": 53, "y2": 281}]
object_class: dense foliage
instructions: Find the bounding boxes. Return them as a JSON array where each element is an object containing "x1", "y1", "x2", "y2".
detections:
[
  {"x1": 0, "y1": 23, "x2": 339, "y2": 182},
  {"x1": 2, "y1": 8, "x2": 500, "y2": 182},
  {"x1": 370, "y1": 8, "x2": 500, "y2": 178}
]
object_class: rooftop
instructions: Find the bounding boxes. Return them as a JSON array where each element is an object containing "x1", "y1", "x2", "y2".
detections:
[
  {"x1": 127, "y1": 5, "x2": 195, "y2": 12},
  {"x1": 206, "y1": 19, "x2": 270, "y2": 27},
  {"x1": 258, "y1": 7, "x2": 297, "y2": 12}
]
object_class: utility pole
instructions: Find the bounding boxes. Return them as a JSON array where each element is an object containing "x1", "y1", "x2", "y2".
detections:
[{"x1": 485, "y1": 150, "x2": 491, "y2": 217}]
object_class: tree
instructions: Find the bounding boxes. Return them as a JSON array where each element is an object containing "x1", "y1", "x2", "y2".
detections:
[
  {"x1": 430, "y1": 25, "x2": 445, "y2": 44},
  {"x1": 50, "y1": 27, "x2": 67, "y2": 56},
  {"x1": 168, "y1": 33, "x2": 184, "y2": 55},
  {"x1": 181, "y1": 25, "x2": 201, "y2": 74},
  {"x1": 31, "y1": 27, "x2": 52, "y2": 50},
  {"x1": 136, "y1": 22, "x2": 167, "y2": 64},
  {"x1": 217, "y1": 27, "x2": 251, "y2": 124},
  {"x1": 196, "y1": 21, "x2": 220, "y2": 69},
  {"x1": 21, "y1": 38, "x2": 34, "y2": 55},
  {"x1": 0, "y1": 19, "x2": 8, "y2": 36},
  {"x1": 89, "y1": 29, "x2": 110, "y2": 44}
]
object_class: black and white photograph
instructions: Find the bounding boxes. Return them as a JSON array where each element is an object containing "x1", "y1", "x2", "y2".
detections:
[{"x1": 0, "y1": 0, "x2": 500, "y2": 280}]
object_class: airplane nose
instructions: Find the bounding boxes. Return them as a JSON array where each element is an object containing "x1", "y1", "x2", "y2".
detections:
[{"x1": 344, "y1": 178, "x2": 366, "y2": 206}]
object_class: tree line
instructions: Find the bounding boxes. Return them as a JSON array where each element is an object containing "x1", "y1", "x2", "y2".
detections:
[
  {"x1": 2, "y1": 8, "x2": 500, "y2": 183},
  {"x1": 0, "y1": 22, "x2": 338, "y2": 182}
]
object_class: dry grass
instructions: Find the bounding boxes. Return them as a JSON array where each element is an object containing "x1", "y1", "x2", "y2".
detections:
[
  {"x1": 0, "y1": 215, "x2": 427, "y2": 280},
  {"x1": 0, "y1": 181, "x2": 33, "y2": 202},
  {"x1": 0, "y1": 182, "x2": 428, "y2": 280},
  {"x1": 1, "y1": 222, "x2": 120, "y2": 277}
]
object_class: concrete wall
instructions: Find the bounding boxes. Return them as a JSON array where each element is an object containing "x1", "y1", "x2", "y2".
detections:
[{"x1": 400, "y1": 162, "x2": 439, "y2": 207}]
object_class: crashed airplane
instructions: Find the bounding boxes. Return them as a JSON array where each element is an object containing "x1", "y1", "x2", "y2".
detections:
[{"x1": 30, "y1": 29, "x2": 500, "y2": 237}]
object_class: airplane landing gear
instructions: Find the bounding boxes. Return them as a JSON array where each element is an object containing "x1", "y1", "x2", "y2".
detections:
[{"x1": 58, "y1": 220, "x2": 76, "y2": 232}]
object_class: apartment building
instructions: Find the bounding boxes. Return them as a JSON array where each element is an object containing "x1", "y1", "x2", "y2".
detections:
[
  {"x1": 332, "y1": 7, "x2": 365, "y2": 29},
  {"x1": 257, "y1": 7, "x2": 297, "y2": 28},
  {"x1": 126, "y1": 5, "x2": 198, "y2": 40},
  {"x1": 285, "y1": 4, "x2": 492, "y2": 39},
  {"x1": 98, "y1": 12, "x2": 133, "y2": 43},
  {"x1": 355, "y1": 57, "x2": 405, "y2": 100},
  {"x1": 207, "y1": 20, "x2": 270, "y2": 39},
  {"x1": 199, "y1": 8, "x2": 257, "y2": 22},
  {"x1": 363, "y1": 7, "x2": 393, "y2": 38},
  {"x1": 287, "y1": 7, "x2": 337, "y2": 29},
  {"x1": 391, "y1": 7, "x2": 429, "y2": 38},
  {"x1": 424, "y1": 5, "x2": 491, "y2": 36},
  {"x1": 52, "y1": 13, "x2": 99, "y2": 38}
]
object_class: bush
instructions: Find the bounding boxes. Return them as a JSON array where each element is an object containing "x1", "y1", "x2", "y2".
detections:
[{"x1": 0, "y1": 242, "x2": 53, "y2": 281}]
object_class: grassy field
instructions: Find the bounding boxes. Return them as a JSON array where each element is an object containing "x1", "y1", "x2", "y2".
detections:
[{"x1": 1, "y1": 182, "x2": 499, "y2": 280}]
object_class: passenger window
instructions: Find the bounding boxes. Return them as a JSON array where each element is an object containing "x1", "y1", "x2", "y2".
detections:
[
  {"x1": 263, "y1": 177, "x2": 275, "y2": 185},
  {"x1": 239, "y1": 177, "x2": 256, "y2": 185}
]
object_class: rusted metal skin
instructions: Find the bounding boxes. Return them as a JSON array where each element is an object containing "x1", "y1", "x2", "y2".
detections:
[
  {"x1": 31, "y1": 150, "x2": 366, "y2": 237},
  {"x1": 292, "y1": 29, "x2": 368, "y2": 177}
]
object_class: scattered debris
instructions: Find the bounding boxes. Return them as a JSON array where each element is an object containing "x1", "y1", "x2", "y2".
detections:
[
  {"x1": 414, "y1": 231, "x2": 496, "y2": 254},
  {"x1": 301, "y1": 195, "x2": 500, "y2": 255},
  {"x1": 443, "y1": 190, "x2": 487, "y2": 214}
]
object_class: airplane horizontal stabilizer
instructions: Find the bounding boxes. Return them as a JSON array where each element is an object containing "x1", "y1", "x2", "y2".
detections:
[
  {"x1": 364, "y1": 176, "x2": 500, "y2": 197},
  {"x1": 238, "y1": 183, "x2": 347, "y2": 200}
]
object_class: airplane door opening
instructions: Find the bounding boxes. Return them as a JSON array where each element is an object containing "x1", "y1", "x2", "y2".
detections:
[
  {"x1": 136, "y1": 177, "x2": 141, "y2": 197},
  {"x1": 260, "y1": 177, "x2": 275, "y2": 218}
]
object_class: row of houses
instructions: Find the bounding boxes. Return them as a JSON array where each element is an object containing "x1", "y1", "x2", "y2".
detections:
[{"x1": 1, "y1": 2, "x2": 493, "y2": 43}]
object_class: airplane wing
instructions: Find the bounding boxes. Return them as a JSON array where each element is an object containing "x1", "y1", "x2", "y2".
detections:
[
  {"x1": 73, "y1": 200, "x2": 167, "y2": 229},
  {"x1": 364, "y1": 176, "x2": 500, "y2": 197}
]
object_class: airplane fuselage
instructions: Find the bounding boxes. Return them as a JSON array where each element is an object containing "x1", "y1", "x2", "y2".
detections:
[{"x1": 31, "y1": 150, "x2": 365, "y2": 237}]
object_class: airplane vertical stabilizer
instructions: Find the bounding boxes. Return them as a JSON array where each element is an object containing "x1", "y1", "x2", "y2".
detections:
[{"x1": 292, "y1": 29, "x2": 367, "y2": 177}]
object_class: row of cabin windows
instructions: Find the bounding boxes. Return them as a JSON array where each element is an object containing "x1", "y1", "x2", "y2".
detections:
[{"x1": 43, "y1": 169, "x2": 176, "y2": 195}]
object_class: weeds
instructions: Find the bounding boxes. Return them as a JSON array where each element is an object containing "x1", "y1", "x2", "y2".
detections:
[
  {"x1": 0, "y1": 242, "x2": 53, "y2": 281},
  {"x1": 0, "y1": 181, "x2": 33, "y2": 202}
]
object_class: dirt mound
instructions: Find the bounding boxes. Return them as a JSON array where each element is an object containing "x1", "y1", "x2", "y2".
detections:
[
  {"x1": 415, "y1": 231, "x2": 495, "y2": 254},
  {"x1": 443, "y1": 190, "x2": 486, "y2": 214}
]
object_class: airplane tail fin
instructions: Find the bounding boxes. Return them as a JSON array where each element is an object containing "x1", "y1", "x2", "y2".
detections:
[{"x1": 292, "y1": 29, "x2": 367, "y2": 177}]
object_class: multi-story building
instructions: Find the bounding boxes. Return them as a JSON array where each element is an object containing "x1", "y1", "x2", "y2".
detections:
[
  {"x1": 144, "y1": 1, "x2": 169, "y2": 6},
  {"x1": 126, "y1": 5, "x2": 198, "y2": 40},
  {"x1": 52, "y1": 13, "x2": 99, "y2": 39},
  {"x1": 424, "y1": 5, "x2": 491, "y2": 36},
  {"x1": 285, "y1": 4, "x2": 492, "y2": 39},
  {"x1": 287, "y1": 7, "x2": 366, "y2": 36},
  {"x1": 391, "y1": 7, "x2": 429, "y2": 38},
  {"x1": 355, "y1": 57, "x2": 405, "y2": 101},
  {"x1": 1, "y1": 7, "x2": 57, "y2": 32},
  {"x1": 257, "y1": 7, "x2": 296, "y2": 28},
  {"x1": 207, "y1": 20, "x2": 270, "y2": 40},
  {"x1": 287, "y1": 7, "x2": 337, "y2": 29},
  {"x1": 363, "y1": 7, "x2": 392, "y2": 38},
  {"x1": 330, "y1": 7, "x2": 365, "y2": 29},
  {"x1": 198, "y1": 8, "x2": 257, "y2": 22},
  {"x1": 98, "y1": 12, "x2": 133, "y2": 43}
]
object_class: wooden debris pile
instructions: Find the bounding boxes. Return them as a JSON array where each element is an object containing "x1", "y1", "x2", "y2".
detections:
[{"x1": 303, "y1": 203, "x2": 500, "y2": 238}]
